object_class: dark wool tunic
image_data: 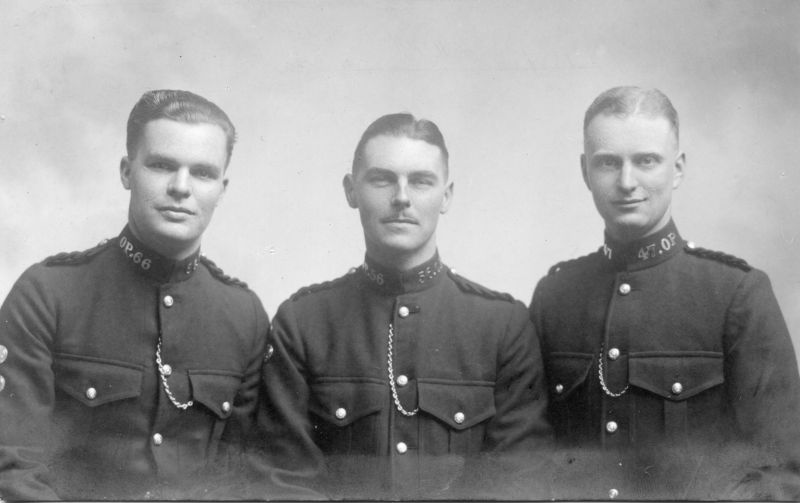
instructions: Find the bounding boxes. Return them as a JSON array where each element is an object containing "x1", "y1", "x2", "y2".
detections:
[
  {"x1": 0, "y1": 226, "x2": 269, "y2": 500},
  {"x1": 530, "y1": 220, "x2": 800, "y2": 500}
]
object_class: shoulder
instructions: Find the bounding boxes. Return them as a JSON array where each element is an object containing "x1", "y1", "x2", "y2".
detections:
[
  {"x1": 446, "y1": 269, "x2": 516, "y2": 303},
  {"x1": 42, "y1": 238, "x2": 114, "y2": 267},
  {"x1": 682, "y1": 242, "x2": 752, "y2": 272},
  {"x1": 544, "y1": 249, "x2": 601, "y2": 277},
  {"x1": 199, "y1": 255, "x2": 251, "y2": 290},
  {"x1": 288, "y1": 269, "x2": 355, "y2": 302}
]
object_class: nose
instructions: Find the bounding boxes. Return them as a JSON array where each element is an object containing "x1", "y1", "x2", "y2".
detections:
[
  {"x1": 391, "y1": 181, "x2": 411, "y2": 208},
  {"x1": 167, "y1": 168, "x2": 191, "y2": 199},
  {"x1": 618, "y1": 161, "x2": 637, "y2": 192}
]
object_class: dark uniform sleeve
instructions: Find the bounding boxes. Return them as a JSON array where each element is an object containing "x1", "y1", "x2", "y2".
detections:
[
  {"x1": 722, "y1": 270, "x2": 800, "y2": 498},
  {"x1": 459, "y1": 300, "x2": 553, "y2": 499},
  {"x1": 0, "y1": 267, "x2": 61, "y2": 501},
  {"x1": 199, "y1": 292, "x2": 271, "y2": 499},
  {"x1": 247, "y1": 300, "x2": 325, "y2": 499}
]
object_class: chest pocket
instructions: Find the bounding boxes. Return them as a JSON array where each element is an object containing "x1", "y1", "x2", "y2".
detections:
[
  {"x1": 310, "y1": 380, "x2": 386, "y2": 454},
  {"x1": 54, "y1": 353, "x2": 143, "y2": 406},
  {"x1": 544, "y1": 353, "x2": 593, "y2": 439},
  {"x1": 418, "y1": 380, "x2": 495, "y2": 454},
  {"x1": 188, "y1": 371, "x2": 242, "y2": 419},
  {"x1": 628, "y1": 352, "x2": 725, "y2": 438}
]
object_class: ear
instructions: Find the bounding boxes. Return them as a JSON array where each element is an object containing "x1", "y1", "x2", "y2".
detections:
[
  {"x1": 216, "y1": 176, "x2": 229, "y2": 206},
  {"x1": 672, "y1": 152, "x2": 685, "y2": 189},
  {"x1": 439, "y1": 181, "x2": 454, "y2": 215},
  {"x1": 580, "y1": 153, "x2": 590, "y2": 190},
  {"x1": 120, "y1": 157, "x2": 132, "y2": 190},
  {"x1": 343, "y1": 173, "x2": 358, "y2": 209}
]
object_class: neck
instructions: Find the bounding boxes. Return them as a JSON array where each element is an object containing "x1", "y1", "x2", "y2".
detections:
[
  {"x1": 127, "y1": 221, "x2": 200, "y2": 261},
  {"x1": 364, "y1": 246, "x2": 437, "y2": 272}
]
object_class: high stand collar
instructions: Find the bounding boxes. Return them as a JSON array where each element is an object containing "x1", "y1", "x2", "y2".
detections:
[
  {"x1": 360, "y1": 252, "x2": 446, "y2": 295},
  {"x1": 116, "y1": 226, "x2": 201, "y2": 284},
  {"x1": 602, "y1": 220, "x2": 684, "y2": 271}
]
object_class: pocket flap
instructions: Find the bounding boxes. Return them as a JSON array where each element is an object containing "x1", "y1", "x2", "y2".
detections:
[
  {"x1": 309, "y1": 380, "x2": 385, "y2": 426},
  {"x1": 54, "y1": 353, "x2": 142, "y2": 407},
  {"x1": 188, "y1": 372, "x2": 242, "y2": 418},
  {"x1": 629, "y1": 352, "x2": 724, "y2": 401},
  {"x1": 546, "y1": 352, "x2": 593, "y2": 401},
  {"x1": 418, "y1": 380, "x2": 495, "y2": 430}
]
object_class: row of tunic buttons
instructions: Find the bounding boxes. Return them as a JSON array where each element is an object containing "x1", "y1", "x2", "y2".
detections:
[{"x1": 0, "y1": 344, "x2": 7, "y2": 392}]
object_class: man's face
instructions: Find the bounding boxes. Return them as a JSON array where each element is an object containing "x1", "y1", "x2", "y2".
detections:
[
  {"x1": 120, "y1": 118, "x2": 229, "y2": 259},
  {"x1": 343, "y1": 134, "x2": 453, "y2": 269},
  {"x1": 581, "y1": 113, "x2": 684, "y2": 242}
]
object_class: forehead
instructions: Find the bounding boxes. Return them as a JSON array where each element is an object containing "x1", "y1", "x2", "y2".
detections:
[
  {"x1": 136, "y1": 119, "x2": 228, "y2": 166},
  {"x1": 585, "y1": 113, "x2": 677, "y2": 153},
  {"x1": 358, "y1": 135, "x2": 447, "y2": 177}
]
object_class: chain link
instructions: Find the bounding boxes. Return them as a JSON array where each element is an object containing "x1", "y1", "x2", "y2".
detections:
[
  {"x1": 387, "y1": 323, "x2": 418, "y2": 416},
  {"x1": 598, "y1": 344, "x2": 628, "y2": 397},
  {"x1": 156, "y1": 337, "x2": 194, "y2": 410}
]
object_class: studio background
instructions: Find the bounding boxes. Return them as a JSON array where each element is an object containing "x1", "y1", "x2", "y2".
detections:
[{"x1": 2, "y1": 1, "x2": 798, "y2": 364}]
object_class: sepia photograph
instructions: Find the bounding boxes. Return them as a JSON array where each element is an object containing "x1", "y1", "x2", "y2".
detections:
[{"x1": 1, "y1": 0, "x2": 799, "y2": 500}]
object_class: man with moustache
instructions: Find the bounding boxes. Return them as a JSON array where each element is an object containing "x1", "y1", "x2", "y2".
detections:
[
  {"x1": 256, "y1": 113, "x2": 551, "y2": 499},
  {"x1": 530, "y1": 86, "x2": 800, "y2": 500},
  {"x1": 0, "y1": 90, "x2": 269, "y2": 500}
]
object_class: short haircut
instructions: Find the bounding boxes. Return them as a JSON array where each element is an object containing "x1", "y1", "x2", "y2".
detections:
[
  {"x1": 126, "y1": 89, "x2": 237, "y2": 166},
  {"x1": 352, "y1": 113, "x2": 449, "y2": 175},
  {"x1": 584, "y1": 86, "x2": 679, "y2": 142}
]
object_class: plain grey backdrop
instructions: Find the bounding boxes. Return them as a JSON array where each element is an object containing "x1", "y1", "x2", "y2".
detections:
[{"x1": 1, "y1": 0, "x2": 799, "y2": 364}]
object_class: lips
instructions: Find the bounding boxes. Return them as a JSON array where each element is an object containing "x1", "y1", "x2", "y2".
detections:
[
  {"x1": 381, "y1": 217, "x2": 418, "y2": 225},
  {"x1": 613, "y1": 199, "x2": 645, "y2": 207},
  {"x1": 158, "y1": 206, "x2": 195, "y2": 219}
]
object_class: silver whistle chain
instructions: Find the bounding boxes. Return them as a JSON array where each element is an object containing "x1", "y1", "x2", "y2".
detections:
[
  {"x1": 156, "y1": 337, "x2": 194, "y2": 410},
  {"x1": 598, "y1": 344, "x2": 628, "y2": 397},
  {"x1": 387, "y1": 323, "x2": 418, "y2": 416}
]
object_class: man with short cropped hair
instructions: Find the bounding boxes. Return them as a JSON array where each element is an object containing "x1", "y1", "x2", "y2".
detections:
[
  {"x1": 256, "y1": 113, "x2": 551, "y2": 499},
  {"x1": 0, "y1": 90, "x2": 269, "y2": 500},
  {"x1": 530, "y1": 86, "x2": 800, "y2": 500}
]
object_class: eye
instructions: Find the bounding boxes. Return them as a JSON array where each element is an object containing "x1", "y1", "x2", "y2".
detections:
[
  {"x1": 637, "y1": 155, "x2": 659, "y2": 167},
  {"x1": 148, "y1": 161, "x2": 173, "y2": 171},
  {"x1": 594, "y1": 156, "x2": 620, "y2": 170},
  {"x1": 366, "y1": 173, "x2": 394, "y2": 186},
  {"x1": 410, "y1": 175, "x2": 436, "y2": 187},
  {"x1": 192, "y1": 167, "x2": 219, "y2": 180}
]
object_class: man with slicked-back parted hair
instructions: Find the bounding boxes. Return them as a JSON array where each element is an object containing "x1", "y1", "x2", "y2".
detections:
[{"x1": 0, "y1": 90, "x2": 269, "y2": 500}]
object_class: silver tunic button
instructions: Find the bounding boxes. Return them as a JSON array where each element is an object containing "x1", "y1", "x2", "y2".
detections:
[
  {"x1": 555, "y1": 384, "x2": 564, "y2": 394},
  {"x1": 85, "y1": 387, "x2": 97, "y2": 400},
  {"x1": 618, "y1": 283, "x2": 631, "y2": 295},
  {"x1": 396, "y1": 442, "x2": 408, "y2": 454},
  {"x1": 163, "y1": 295, "x2": 174, "y2": 307},
  {"x1": 222, "y1": 401, "x2": 231, "y2": 413},
  {"x1": 609, "y1": 488, "x2": 619, "y2": 499},
  {"x1": 0, "y1": 375, "x2": 5, "y2": 392},
  {"x1": 0, "y1": 345, "x2": 7, "y2": 364},
  {"x1": 162, "y1": 364, "x2": 172, "y2": 376},
  {"x1": 608, "y1": 348, "x2": 620, "y2": 360},
  {"x1": 153, "y1": 433, "x2": 163, "y2": 446},
  {"x1": 606, "y1": 421, "x2": 618, "y2": 433},
  {"x1": 671, "y1": 382, "x2": 683, "y2": 395},
  {"x1": 396, "y1": 375, "x2": 408, "y2": 387},
  {"x1": 335, "y1": 407, "x2": 347, "y2": 420},
  {"x1": 398, "y1": 306, "x2": 410, "y2": 318},
  {"x1": 454, "y1": 412, "x2": 465, "y2": 424}
]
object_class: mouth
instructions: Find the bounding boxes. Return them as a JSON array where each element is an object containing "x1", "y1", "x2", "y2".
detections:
[
  {"x1": 158, "y1": 206, "x2": 195, "y2": 218},
  {"x1": 381, "y1": 217, "x2": 418, "y2": 225},
  {"x1": 613, "y1": 199, "x2": 645, "y2": 208}
]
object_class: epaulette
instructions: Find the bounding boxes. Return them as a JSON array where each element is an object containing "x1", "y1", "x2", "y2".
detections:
[
  {"x1": 44, "y1": 239, "x2": 112, "y2": 267},
  {"x1": 546, "y1": 252, "x2": 594, "y2": 276},
  {"x1": 684, "y1": 243, "x2": 752, "y2": 272},
  {"x1": 200, "y1": 256, "x2": 249, "y2": 289},
  {"x1": 290, "y1": 272, "x2": 352, "y2": 301},
  {"x1": 447, "y1": 269, "x2": 515, "y2": 302}
]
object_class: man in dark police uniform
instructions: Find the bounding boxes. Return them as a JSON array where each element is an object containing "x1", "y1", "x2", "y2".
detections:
[
  {"x1": 255, "y1": 113, "x2": 551, "y2": 499},
  {"x1": 530, "y1": 86, "x2": 800, "y2": 500},
  {"x1": 0, "y1": 90, "x2": 269, "y2": 500}
]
